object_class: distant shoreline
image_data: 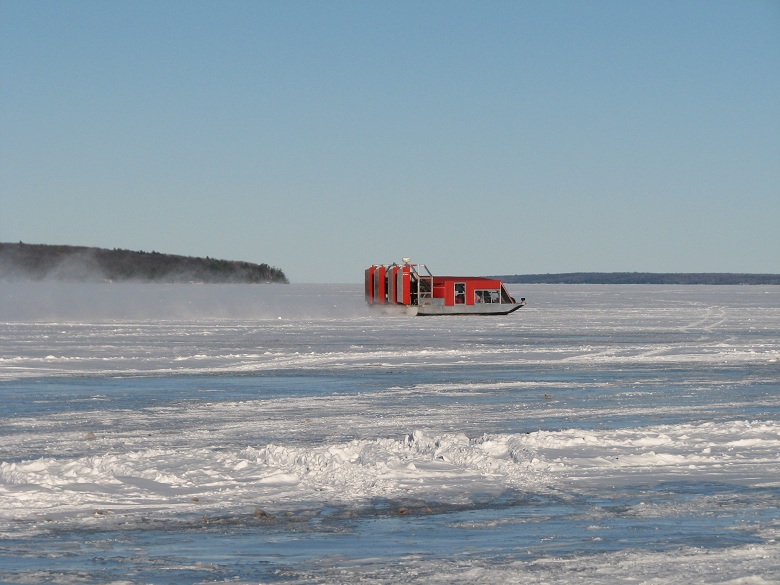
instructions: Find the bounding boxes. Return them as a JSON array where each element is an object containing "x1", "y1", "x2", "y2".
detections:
[
  {"x1": 496, "y1": 273, "x2": 780, "y2": 285},
  {"x1": 0, "y1": 242, "x2": 288, "y2": 284}
]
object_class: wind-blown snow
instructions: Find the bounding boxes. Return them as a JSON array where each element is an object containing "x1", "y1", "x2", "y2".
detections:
[
  {"x1": 2, "y1": 420, "x2": 777, "y2": 528},
  {"x1": 0, "y1": 283, "x2": 778, "y2": 584}
]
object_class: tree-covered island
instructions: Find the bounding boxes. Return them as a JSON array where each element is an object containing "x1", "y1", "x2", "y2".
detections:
[{"x1": 0, "y1": 243, "x2": 288, "y2": 284}]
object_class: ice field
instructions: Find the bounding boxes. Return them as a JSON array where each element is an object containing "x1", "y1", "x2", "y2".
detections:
[{"x1": 0, "y1": 282, "x2": 778, "y2": 584}]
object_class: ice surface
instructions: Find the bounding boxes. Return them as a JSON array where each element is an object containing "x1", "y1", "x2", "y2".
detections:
[{"x1": 0, "y1": 283, "x2": 778, "y2": 583}]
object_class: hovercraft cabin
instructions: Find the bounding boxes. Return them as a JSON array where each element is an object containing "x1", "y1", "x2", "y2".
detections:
[{"x1": 365, "y1": 260, "x2": 525, "y2": 316}]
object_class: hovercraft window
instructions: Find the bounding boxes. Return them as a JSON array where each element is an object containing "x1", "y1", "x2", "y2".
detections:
[
  {"x1": 454, "y1": 282, "x2": 466, "y2": 304},
  {"x1": 475, "y1": 289, "x2": 500, "y2": 304}
]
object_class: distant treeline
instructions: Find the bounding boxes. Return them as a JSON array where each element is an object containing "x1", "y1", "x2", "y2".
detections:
[
  {"x1": 497, "y1": 272, "x2": 780, "y2": 285},
  {"x1": 0, "y1": 243, "x2": 288, "y2": 284}
]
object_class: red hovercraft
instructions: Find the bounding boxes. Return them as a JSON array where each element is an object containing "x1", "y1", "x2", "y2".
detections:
[{"x1": 365, "y1": 259, "x2": 526, "y2": 316}]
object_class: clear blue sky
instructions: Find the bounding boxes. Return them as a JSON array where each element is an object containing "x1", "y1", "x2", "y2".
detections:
[{"x1": 2, "y1": 1, "x2": 778, "y2": 282}]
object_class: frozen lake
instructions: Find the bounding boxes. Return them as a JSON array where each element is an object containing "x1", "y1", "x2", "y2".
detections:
[{"x1": 1, "y1": 282, "x2": 779, "y2": 584}]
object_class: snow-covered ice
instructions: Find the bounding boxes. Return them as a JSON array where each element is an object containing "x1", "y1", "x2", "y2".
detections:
[{"x1": 0, "y1": 282, "x2": 778, "y2": 583}]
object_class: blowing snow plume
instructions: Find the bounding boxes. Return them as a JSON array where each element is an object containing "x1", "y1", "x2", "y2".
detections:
[{"x1": 0, "y1": 282, "x2": 365, "y2": 321}]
